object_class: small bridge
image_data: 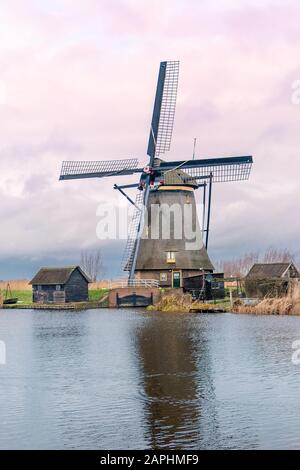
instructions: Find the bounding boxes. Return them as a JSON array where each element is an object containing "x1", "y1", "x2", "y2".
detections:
[
  {"x1": 108, "y1": 279, "x2": 160, "y2": 289},
  {"x1": 107, "y1": 281, "x2": 160, "y2": 308},
  {"x1": 116, "y1": 292, "x2": 154, "y2": 308}
]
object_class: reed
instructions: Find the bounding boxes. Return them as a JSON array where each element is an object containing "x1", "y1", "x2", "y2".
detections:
[
  {"x1": 147, "y1": 293, "x2": 215, "y2": 313},
  {"x1": 90, "y1": 280, "x2": 111, "y2": 289},
  {"x1": 233, "y1": 280, "x2": 300, "y2": 315},
  {"x1": 147, "y1": 293, "x2": 193, "y2": 312},
  {"x1": 0, "y1": 280, "x2": 31, "y2": 291}
]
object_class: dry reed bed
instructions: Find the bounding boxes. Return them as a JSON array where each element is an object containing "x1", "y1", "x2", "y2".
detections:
[
  {"x1": 233, "y1": 298, "x2": 297, "y2": 315},
  {"x1": 147, "y1": 294, "x2": 192, "y2": 312},
  {"x1": 234, "y1": 281, "x2": 300, "y2": 315},
  {"x1": 147, "y1": 294, "x2": 213, "y2": 313},
  {"x1": 0, "y1": 280, "x2": 31, "y2": 291}
]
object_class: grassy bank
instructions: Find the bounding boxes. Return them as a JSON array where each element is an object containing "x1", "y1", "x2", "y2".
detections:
[
  {"x1": 5, "y1": 289, "x2": 33, "y2": 304},
  {"x1": 0, "y1": 285, "x2": 109, "y2": 306},
  {"x1": 88, "y1": 288, "x2": 109, "y2": 301}
]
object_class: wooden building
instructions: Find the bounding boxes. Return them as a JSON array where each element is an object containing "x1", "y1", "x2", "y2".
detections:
[
  {"x1": 29, "y1": 266, "x2": 91, "y2": 304},
  {"x1": 244, "y1": 262, "x2": 300, "y2": 298},
  {"x1": 183, "y1": 272, "x2": 225, "y2": 300}
]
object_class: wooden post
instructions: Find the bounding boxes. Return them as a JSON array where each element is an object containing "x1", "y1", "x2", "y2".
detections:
[
  {"x1": 205, "y1": 173, "x2": 213, "y2": 250},
  {"x1": 229, "y1": 288, "x2": 233, "y2": 309}
]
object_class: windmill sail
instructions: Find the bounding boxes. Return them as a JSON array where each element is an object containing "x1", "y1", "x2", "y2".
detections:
[
  {"x1": 159, "y1": 156, "x2": 253, "y2": 184},
  {"x1": 129, "y1": 61, "x2": 180, "y2": 280},
  {"x1": 147, "y1": 61, "x2": 179, "y2": 162},
  {"x1": 60, "y1": 158, "x2": 140, "y2": 180}
]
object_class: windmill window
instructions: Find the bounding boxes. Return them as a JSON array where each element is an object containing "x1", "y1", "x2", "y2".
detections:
[
  {"x1": 160, "y1": 273, "x2": 168, "y2": 282},
  {"x1": 56, "y1": 285, "x2": 61, "y2": 291},
  {"x1": 166, "y1": 251, "x2": 176, "y2": 263}
]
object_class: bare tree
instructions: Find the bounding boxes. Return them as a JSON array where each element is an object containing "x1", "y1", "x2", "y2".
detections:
[
  {"x1": 216, "y1": 246, "x2": 294, "y2": 278},
  {"x1": 80, "y1": 249, "x2": 104, "y2": 282},
  {"x1": 263, "y1": 246, "x2": 295, "y2": 263},
  {"x1": 220, "y1": 251, "x2": 260, "y2": 277}
]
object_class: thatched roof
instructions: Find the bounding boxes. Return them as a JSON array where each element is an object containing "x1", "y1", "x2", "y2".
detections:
[
  {"x1": 134, "y1": 188, "x2": 214, "y2": 272},
  {"x1": 29, "y1": 266, "x2": 91, "y2": 285},
  {"x1": 245, "y1": 262, "x2": 299, "y2": 279}
]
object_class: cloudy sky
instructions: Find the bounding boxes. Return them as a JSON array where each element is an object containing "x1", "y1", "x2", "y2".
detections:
[{"x1": 0, "y1": 0, "x2": 299, "y2": 279}]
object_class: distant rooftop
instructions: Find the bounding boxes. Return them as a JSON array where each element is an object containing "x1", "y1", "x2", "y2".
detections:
[{"x1": 245, "y1": 262, "x2": 299, "y2": 279}]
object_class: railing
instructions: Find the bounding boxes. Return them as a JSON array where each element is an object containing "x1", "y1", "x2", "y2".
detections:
[{"x1": 108, "y1": 279, "x2": 160, "y2": 289}]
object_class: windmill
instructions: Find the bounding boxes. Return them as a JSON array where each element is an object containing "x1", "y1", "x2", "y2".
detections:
[{"x1": 60, "y1": 61, "x2": 253, "y2": 287}]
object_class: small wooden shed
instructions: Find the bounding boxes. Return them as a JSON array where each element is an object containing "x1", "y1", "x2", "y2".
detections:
[
  {"x1": 29, "y1": 266, "x2": 91, "y2": 304},
  {"x1": 245, "y1": 262, "x2": 300, "y2": 298}
]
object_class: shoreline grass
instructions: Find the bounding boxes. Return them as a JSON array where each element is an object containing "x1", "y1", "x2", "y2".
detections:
[
  {"x1": 233, "y1": 281, "x2": 300, "y2": 315},
  {"x1": 0, "y1": 284, "x2": 109, "y2": 306},
  {"x1": 147, "y1": 293, "x2": 228, "y2": 313},
  {"x1": 1, "y1": 279, "x2": 299, "y2": 315},
  {"x1": 233, "y1": 297, "x2": 300, "y2": 315}
]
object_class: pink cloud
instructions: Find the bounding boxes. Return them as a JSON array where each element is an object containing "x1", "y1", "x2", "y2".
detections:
[{"x1": 0, "y1": 0, "x2": 299, "y2": 274}]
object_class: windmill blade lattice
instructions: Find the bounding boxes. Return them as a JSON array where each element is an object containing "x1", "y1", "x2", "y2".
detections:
[
  {"x1": 155, "y1": 61, "x2": 179, "y2": 157},
  {"x1": 182, "y1": 161, "x2": 252, "y2": 183},
  {"x1": 60, "y1": 158, "x2": 140, "y2": 180},
  {"x1": 160, "y1": 156, "x2": 253, "y2": 184},
  {"x1": 147, "y1": 61, "x2": 180, "y2": 161}
]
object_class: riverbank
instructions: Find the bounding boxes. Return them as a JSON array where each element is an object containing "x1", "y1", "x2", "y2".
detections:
[
  {"x1": 0, "y1": 285, "x2": 109, "y2": 309},
  {"x1": 2, "y1": 282, "x2": 300, "y2": 315},
  {"x1": 3, "y1": 299, "x2": 108, "y2": 310},
  {"x1": 147, "y1": 293, "x2": 228, "y2": 313},
  {"x1": 147, "y1": 289, "x2": 300, "y2": 315},
  {"x1": 233, "y1": 281, "x2": 300, "y2": 315},
  {"x1": 233, "y1": 297, "x2": 300, "y2": 315}
]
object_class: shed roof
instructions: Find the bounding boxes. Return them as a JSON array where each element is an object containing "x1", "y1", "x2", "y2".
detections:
[
  {"x1": 245, "y1": 262, "x2": 298, "y2": 279},
  {"x1": 29, "y1": 266, "x2": 91, "y2": 285}
]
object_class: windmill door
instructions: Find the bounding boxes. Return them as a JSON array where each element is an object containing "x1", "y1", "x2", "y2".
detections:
[{"x1": 172, "y1": 271, "x2": 181, "y2": 288}]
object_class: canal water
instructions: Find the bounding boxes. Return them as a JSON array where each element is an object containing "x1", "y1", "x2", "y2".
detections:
[{"x1": 0, "y1": 308, "x2": 300, "y2": 450}]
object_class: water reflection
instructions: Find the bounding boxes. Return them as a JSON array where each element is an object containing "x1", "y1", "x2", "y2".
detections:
[
  {"x1": 1, "y1": 310, "x2": 300, "y2": 449},
  {"x1": 135, "y1": 314, "x2": 218, "y2": 449}
]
